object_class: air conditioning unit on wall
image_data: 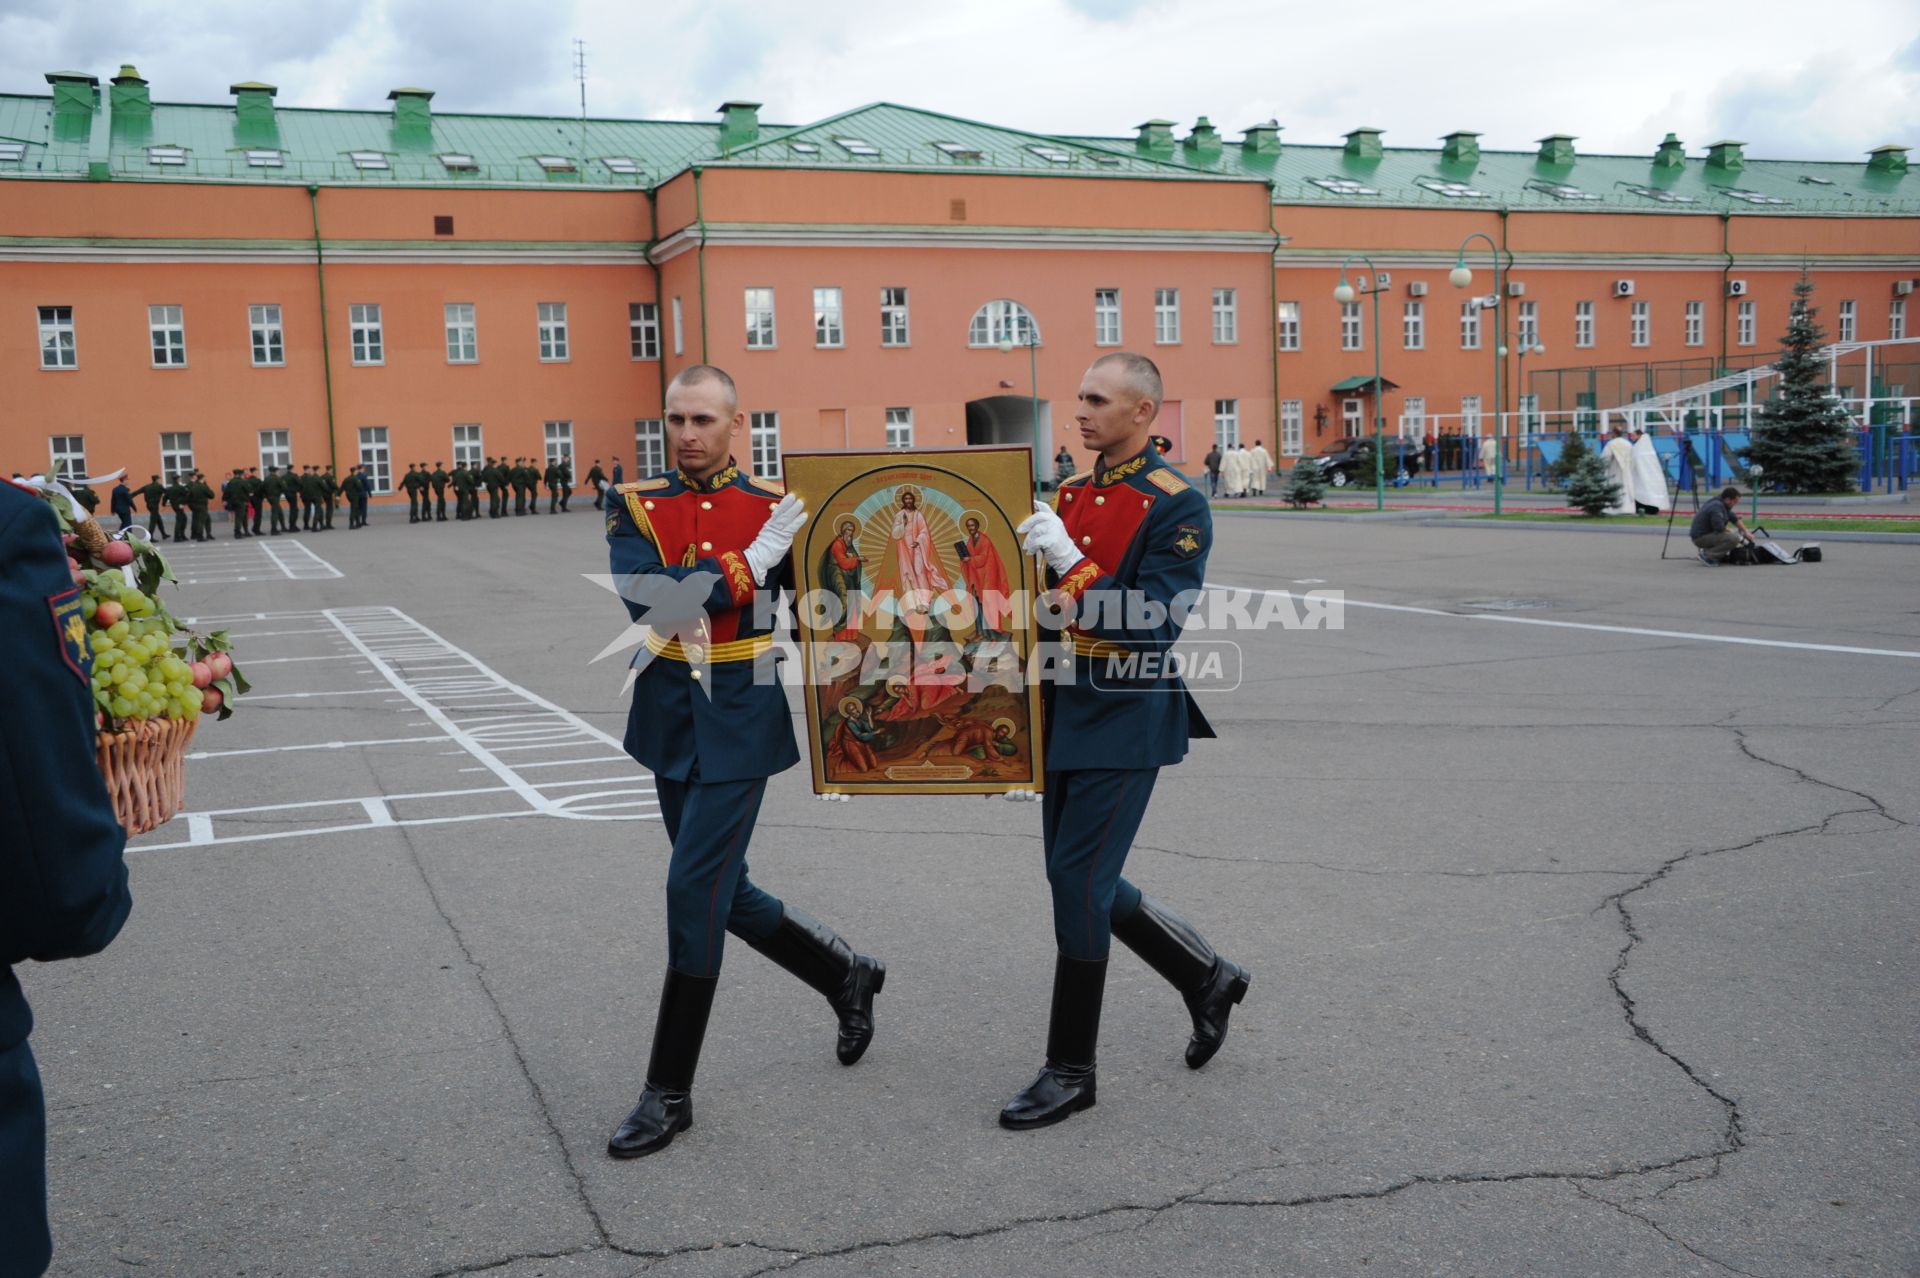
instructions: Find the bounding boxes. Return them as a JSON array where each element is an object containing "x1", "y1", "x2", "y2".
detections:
[
  {"x1": 1727, "y1": 279, "x2": 1750, "y2": 297},
  {"x1": 1506, "y1": 281, "x2": 1526, "y2": 297},
  {"x1": 1407, "y1": 281, "x2": 1428, "y2": 296},
  {"x1": 1613, "y1": 279, "x2": 1636, "y2": 298},
  {"x1": 1896, "y1": 280, "x2": 1915, "y2": 296}
]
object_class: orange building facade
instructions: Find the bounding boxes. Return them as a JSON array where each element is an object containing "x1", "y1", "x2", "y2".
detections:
[{"x1": 4, "y1": 77, "x2": 1915, "y2": 495}]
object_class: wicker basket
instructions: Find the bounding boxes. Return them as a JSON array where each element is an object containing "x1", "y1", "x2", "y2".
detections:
[{"x1": 95, "y1": 715, "x2": 199, "y2": 836}]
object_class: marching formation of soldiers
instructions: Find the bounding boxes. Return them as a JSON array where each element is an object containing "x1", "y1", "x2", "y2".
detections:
[{"x1": 398, "y1": 457, "x2": 578, "y2": 523}]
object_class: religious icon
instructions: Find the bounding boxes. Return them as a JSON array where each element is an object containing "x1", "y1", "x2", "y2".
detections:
[{"x1": 785, "y1": 447, "x2": 1045, "y2": 796}]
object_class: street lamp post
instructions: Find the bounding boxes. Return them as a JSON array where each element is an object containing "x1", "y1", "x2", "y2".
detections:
[
  {"x1": 997, "y1": 322, "x2": 1042, "y2": 487},
  {"x1": 1499, "y1": 338, "x2": 1546, "y2": 489},
  {"x1": 1333, "y1": 254, "x2": 1386, "y2": 512},
  {"x1": 1450, "y1": 234, "x2": 1508, "y2": 514}
]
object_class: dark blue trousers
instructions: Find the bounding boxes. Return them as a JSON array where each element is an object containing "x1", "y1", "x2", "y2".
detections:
[
  {"x1": 1041, "y1": 768, "x2": 1157, "y2": 961},
  {"x1": 654, "y1": 775, "x2": 786, "y2": 977},
  {"x1": 0, "y1": 1040, "x2": 50, "y2": 1278}
]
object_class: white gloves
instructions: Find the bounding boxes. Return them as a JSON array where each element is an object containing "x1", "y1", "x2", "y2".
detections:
[
  {"x1": 816, "y1": 792, "x2": 850, "y2": 803},
  {"x1": 1002, "y1": 788, "x2": 1039, "y2": 803},
  {"x1": 1016, "y1": 500, "x2": 1083, "y2": 577},
  {"x1": 745, "y1": 493, "x2": 808, "y2": 585}
]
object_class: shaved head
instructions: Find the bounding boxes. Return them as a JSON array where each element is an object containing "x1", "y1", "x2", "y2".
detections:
[
  {"x1": 1088, "y1": 352, "x2": 1163, "y2": 413},
  {"x1": 668, "y1": 364, "x2": 739, "y2": 416}
]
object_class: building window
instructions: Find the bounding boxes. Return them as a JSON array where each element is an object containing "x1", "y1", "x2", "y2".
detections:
[
  {"x1": 160, "y1": 431, "x2": 195, "y2": 484},
  {"x1": 746, "y1": 288, "x2": 776, "y2": 349},
  {"x1": 1400, "y1": 395, "x2": 1425, "y2": 439},
  {"x1": 1461, "y1": 394, "x2": 1482, "y2": 437},
  {"x1": 349, "y1": 303, "x2": 383, "y2": 365},
  {"x1": 1154, "y1": 288, "x2": 1181, "y2": 345},
  {"x1": 1212, "y1": 288, "x2": 1238, "y2": 344},
  {"x1": 1574, "y1": 300, "x2": 1595, "y2": 348},
  {"x1": 1280, "y1": 399, "x2": 1303, "y2": 454},
  {"x1": 445, "y1": 303, "x2": 477, "y2": 363},
  {"x1": 885, "y1": 407, "x2": 913, "y2": 449},
  {"x1": 451, "y1": 424, "x2": 483, "y2": 468},
  {"x1": 1214, "y1": 399, "x2": 1240, "y2": 447},
  {"x1": 358, "y1": 426, "x2": 391, "y2": 493},
  {"x1": 37, "y1": 306, "x2": 76, "y2": 369},
  {"x1": 1276, "y1": 301, "x2": 1300, "y2": 351},
  {"x1": 967, "y1": 299, "x2": 1039, "y2": 347},
  {"x1": 149, "y1": 304, "x2": 186, "y2": 367},
  {"x1": 257, "y1": 429, "x2": 291, "y2": 473},
  {"x1": 248, "y1": 304, "x2": 285, "y2": 366},
  {"x1": 1460, "y1": 301, "x2": 1481, "y2": 350},
  {"x1": 1685, "y1": 301, "x2": 1704, "y2": 347},
  {"x1": 671, "y1": 296, "x2": 685, "y2": 357},
  {"x1": 537, "y1": 302, "x2": 569, "y2": 362},
  {"x1": 48, "y1": 434, "x2": 86, "y2": 480},
  {"x1": 750, "y1": 411, "x2": 781, "y2": 478},
  {"x1": 1893, "y1": 299, "x2": 1908, "y2": 341},
  {"x1": 1837, "y1": 299, "x2": 1856, "y2": 343},
  {"x1": 1737, "y1": 299, "x2": 1756, "y2": 346},
  {"x1": 1630, "y1": 300, "x2": 1650, "y2": 348},
  {"x1": 881, "y1": 288, "x2": 910, "y2": 347},
  {"x1": 1340, "y1": 301, "x2": 1362, "y2": 351},
  {"x1": 629, "y1": 302, "x2": 660, "y2": 360},
  {"x1": 542, "y1": 421, "x2": 573, "y2": 468},
  {"x1": 1342, "y1": 398, "x2": 1363, "y2": 437},
  {"x1": 1519, "y1": 393, "x2": 1541, "y2": 428},
  {"x1": 1402, "y1": 300, "x2": 1424, "y2": 350},
  {"x1": 1094, "y1": 289, "x2": 1121, "y2": 346},
  {"x1": 1517, "y1": 300, "x2": 1539, "y2": 349},
  {"x1": 635, "y1": 419, "x2": 666, "y2": 476},
  {"x1": 813, "y1": 287, "x2": 844, "y2": 348}
]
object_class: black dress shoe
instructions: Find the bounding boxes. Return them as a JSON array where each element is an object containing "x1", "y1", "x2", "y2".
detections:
[
  {"x1": 1112, "y1": 894, "x2": 1250, "y2": 1070},
  {"x1": 999, "y1": 1062, "x2": 1095, "y2": 1129},
  {"x1": 744, "y1": 907, "x2": 885, "y2": 1065},
  {"x1": 1000, "y1": 954, "x2": 1106, "y2": 1131},
  {"x1": 1183, "y1": 958, "x2": 1250, "y2": 1069},
  {"x1": 607, "y1": 1086, "x2": 692, "y2": 1158}
]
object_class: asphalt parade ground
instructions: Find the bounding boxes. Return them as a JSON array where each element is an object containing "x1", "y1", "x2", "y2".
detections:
[{"x1": 26, "y1": 502, "x2": 1919, "y2": 1277}]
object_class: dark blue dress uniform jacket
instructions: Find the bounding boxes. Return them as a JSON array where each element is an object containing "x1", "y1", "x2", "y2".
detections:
[
  {"x1": 606, "y1": 464, "x2": 801, "y2": 784},
  {"x1": 1, "y1": 480, "x2": 132, "y2": 1274},
  {"x1": 1043, "y1": 445, "x2": 1216, "y2": 772}
]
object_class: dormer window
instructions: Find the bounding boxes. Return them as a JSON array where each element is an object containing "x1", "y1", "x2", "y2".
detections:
[
  {"x1": 245, "y1": 149, "x2": 283, "y2": 168},
  {"x1": 1028, "y1": 144, "x2": 1073, "y2": 164},
  {"x1": 832, "y1": 137, "x2": 879, "y2": 157},
  {"x1": 601, "y1": 156, "x2": 638, "y2": 174},
  {"x1": 1623, "y1": 185, "x2": 1695, "y2": 205},
  {"x1": 439, "y1": 153, "x2": 478, "y2": 172},
  {"x1": 147, "y1": 146, "x2": 188, "y2": 166},
  {"x1": 1416, "y1": 176, "x2": 1484, "y2": 198},
  {"x1": 787, "y1": 141, "x2": 820, "y2": 155},
  {"x1": 1528, "y1": 181, "x2": 1600, "y2": 202},
  {"x1": 1721, "y1": 188, "x2": 1790, "y2": 206},
  {"x1": 1310, "y1": 176, "x2": 1380, "y2": 197},
  {"x1": 0, "y1": 142, "x2": 27, "y2": 163},
  {"x1": 348, "y1": 151, "x2": 389, "y2": 170},
  {"x1": 534, "y1": 155, "x2": 575, "y2": 172}
]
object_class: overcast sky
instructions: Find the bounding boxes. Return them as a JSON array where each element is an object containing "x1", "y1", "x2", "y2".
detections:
[{"x1": 3, "y1": 0, "x2": 1915, "y2": 161}]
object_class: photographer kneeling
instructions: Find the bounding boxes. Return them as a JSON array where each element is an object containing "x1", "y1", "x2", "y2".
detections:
[{"x1": 1691, "y1": 486, "x2": 1755, "y2": 564}]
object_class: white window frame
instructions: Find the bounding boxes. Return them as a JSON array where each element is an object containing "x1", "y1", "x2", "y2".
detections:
[
  {"x1": 1461, "y1": 394, "x2": 1483, "y2": 437},
  {"x1": 349, "y1": 303, "x2": 384, "y2": 365},
  {"x1": 1737, "y1": 299, "x2": 1757, "y2": 347},
  {"x1": 1340, "y1": 301, "x2": 1362, "y2": 351},
  {"x1": 671, "y1": 296, "x2": 685, "y2": 356},
  {"x1": 1341, "y1": 398, "x2": 1363, "y2": 437},
  {"x1": 750, "y1": 411, "x2": 781, "y2": 478},
  {"x1": 445, "y1": 302, "x2": 478, "y2": 363},
  {"x1": 813, "y1": 287, "x2": 844, "y2": 349},
  {"x1": 149, "y1": 304, "x2": 186, "y2": 367},
  {"x1": 1211, "y1": 288, "x2": 1238, "y2": 344},
  {"x1": 1094, "y1": 289, "x2": 1121, "y2": 346},
  {"x1": 1213, "y1": 398, "x2": 1240, "y2": 447},
  {"x1": 1460, "y1": 301, "x2": 1481, "y2": 350},
  {"x1": 1280, "y1": 400, "x2": 1303, "y2": 454},
  {"x1": 880, "y1": 288, "x2": 910, "y2": 347},
  {"x1": 160, "y1": 431, "x2": 195, "y2": 484},
  {"x1": 452, "y1": 424, "x2": 484, "y2": 469},
  {"x1": 1837, "y1": 299, "x2": 1856, "y2": 343},
  {"x1": 635, "y1": 419, "x2": 666, "y2": 477},
  {"x1": 1630, "y1": 300, "x2": 1650, "y2": 348},
  {"x1": 258, "y1": 429, "x2": 291, "y2": 472},
  {"x1": 1400, "y1": 396, "x2": 1425, "y2": 439},
  {"x1": 1892, "y1": 299, "x2": 1908, "y2": 341},
  {"x1": 249, "y1": 303, "x2": 285, "y2": 367},
  {"x1": 1574, "y1": 300, "x2": 1595, "y2": 349},
  {"x1": 1517, "y1": 301, "x2": 1539, "y2": 350},
  {"x1": 1276, "y1": 300, "x2": 1300, "y2": 351},
  {"x1": 1685, "y1": 300, "x2": 1704, "y2": 347},
  {"x1": 48, "y1": 434, "x2": 86, "y2": 480},
  {"x1": 1402, "y1": 299, "x2": 1424, "y2": 350},
  {"x1": 1154, "y1": 288, "x2": 1181, "y2": 345},
  {"x1": 543, "y1": 421, "x2": 573, "y2": 469},
  {"x1": 967, "y1": 300, "x2": 1040, "y2": 348},
  {"x1": 357, "y1": 426, "x2": 391, "y2": 494},
  {"x1": 537, "y1": 302, "x2": 569, "y2": 362},
  {"x1": 885, "y1": 407, "x2": 913, "y2": 449},
  {"x1": 38, "y1": 305, "x2": 76, "y2": 369},
  {"x1": 746, "y1": 288, "x2": 776, "y2": 349},
  {"x1": 629, "y1": 302, "x2": 660, "y2": 360}
]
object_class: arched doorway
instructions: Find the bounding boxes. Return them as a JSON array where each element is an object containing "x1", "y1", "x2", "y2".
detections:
[{"x1": 965, "y1": 395, "x2": 1052, "y2": 480}]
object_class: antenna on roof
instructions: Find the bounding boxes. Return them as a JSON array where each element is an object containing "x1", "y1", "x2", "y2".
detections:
[{"x1": 572, "y1": 37, "x2": 587, "y2": 161}]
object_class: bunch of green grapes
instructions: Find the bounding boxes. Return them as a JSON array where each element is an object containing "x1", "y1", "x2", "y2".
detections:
[{"x1": 84, "y1": 571, "x2": 203, "y2": 725}]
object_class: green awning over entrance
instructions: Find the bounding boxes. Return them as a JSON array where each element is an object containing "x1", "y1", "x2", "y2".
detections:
[{"x1": 1330, "y1": 374, "x2": 1400, "y2": 392}]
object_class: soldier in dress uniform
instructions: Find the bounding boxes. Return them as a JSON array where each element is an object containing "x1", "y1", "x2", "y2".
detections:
[
  {"x1": 1001, "y1": 351, "x2": 1249, "y2": 1130},
  {"x1": 186, "y1": 471, "x2": 215, "y2": 541},
  {"x1": 0, "y1": 477, "x2": 135, "y2": 1277},
  {"x1": 245, "y1": 467, "x2": 265, "y2": 535},
  {"x1": 449, "y1": 462, "x2": 471, "y2": 521},
  {"x1": 602, "y1": 364, "x2": 885, "y2": 1160},
  {"x1": 261, "y1": 466, "x2": 286, "y2": 534},
  {"x1": 222, "y1": 469, "x2": 250, "y2": 539},
  {"x1": 587, "y1": 459, "x2": 607, "y2": 509},
  {"x1": 321, "y1": 467, "x2": 339, "y2": 530},
  {"x1": 430, "y1": 462, "x2": 449, "y2": 522},
  {"x1": 137, "y1": 474, "x2": 167, "y2": 540},
  {"x1": 165, "y1": 474, "x2": 189, "y2": 542},
  {"x1": 486, "y1": 457, "x2": 506, "y2": 519},
  {"x1": 543, "y1": 458, "x2": 562, "y2": 513}
]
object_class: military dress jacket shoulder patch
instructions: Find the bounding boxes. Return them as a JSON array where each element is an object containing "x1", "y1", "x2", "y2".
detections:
[
  {"x1": 1171, "y1": 523, "x2": 1206, "y2": 559},
  {"x1": 48, "y1": 586, "x2": 90, "y2": 683},
  {"x1": 1147, "y1": 468, "x2": 1191, "y2": 495}
]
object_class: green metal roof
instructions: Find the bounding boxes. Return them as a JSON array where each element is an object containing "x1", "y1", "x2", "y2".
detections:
[{"x1": 0, "y1": 84, "x2": 1911, "y2": 213}]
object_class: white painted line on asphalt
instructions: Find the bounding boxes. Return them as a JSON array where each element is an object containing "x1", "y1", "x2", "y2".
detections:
[
  {"x1": 187, "y1": 735, "x2": 448, "y2": 760},
  {"x1": 1204, "y1": 581, "x2": 1920, "y2": 662},
  {"x1": 182, "y1": 784, "x2": 511, "y2": 817},
  {"x1": 137, "y1": 807, "x2": 660, "y2": 851},
  {"x1": 239, "y1": 654, "x2": 363, "y2": 665},
  {"x1": 187, "y1": 814, "x2": 213, "y2": 844},
  {"x1": 243, "y1": 688, "x2": 393, "y2": 700},
  {"x1": 260, "y1": 538, "x2": 343, "y2": 579},
  {"x1": 359, "y1": 797, "x2": 396, "y2": 827}
]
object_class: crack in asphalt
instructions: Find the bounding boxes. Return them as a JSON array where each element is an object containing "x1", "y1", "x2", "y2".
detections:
[{"x1": 1571, "y1": 1182, "x2": 1770, "y2": 1278}]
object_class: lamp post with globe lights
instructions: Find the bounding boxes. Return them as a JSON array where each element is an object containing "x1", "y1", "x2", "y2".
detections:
[{"x1": 1333, "y1": 254, "x2": 1387, "y2": 511}]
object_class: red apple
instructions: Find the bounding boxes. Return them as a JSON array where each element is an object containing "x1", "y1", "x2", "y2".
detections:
[
  {"x1": 69, "y1": 564, "x2": 85, "y2": 584},
  {"x1": 100, "y1": 540, "x2": 135, "y2": 567},
  {"x1": 201, "y1": 687, "x2": 224, "y2": 713},
  {"x1": 93, "y1": 599, "x2": 125, "y2": 627},
  {"x1": 207, "y1": 652, "x2": 233, "y2": 679},
  {"x1": 189, "y1": 661, "x2": 213, "y2": 689}
]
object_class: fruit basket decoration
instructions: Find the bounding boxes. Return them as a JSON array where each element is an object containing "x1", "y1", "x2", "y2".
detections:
[{"x1": 31, "y1": 473, "x2": 249, "y2": 836}]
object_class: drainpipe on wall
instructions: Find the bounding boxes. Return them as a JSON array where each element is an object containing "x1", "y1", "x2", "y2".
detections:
[
  {"x1": 307, "y1": 185, "x2": 340, "y2": 476},
  {"x1": 1266, "y1": 184, "x2": 1282, "y2": 458},
  {"x1": 1719, "y1": 212, "x2": 1734, "y2": 378},
  {"x1": 646, "y1": 185, "x2": 667, "y2": 412},
  {"x1": 693, "y1": 166, "x2": 710, "y2": 361}
]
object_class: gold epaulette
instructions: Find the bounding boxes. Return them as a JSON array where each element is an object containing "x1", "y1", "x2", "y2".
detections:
[
  {"x1": 615, "y1": 477, "x2": 670, "y2": 494},
  {"x1": 1146, "y1": 468, "x2": 1191, "y2": 494},
  {"x1": 1063, "y1": 469, "x2": 1093, "y2": 487},
  {"x1": 745, "y1": 475, "x2": 786, "y2": 496}
]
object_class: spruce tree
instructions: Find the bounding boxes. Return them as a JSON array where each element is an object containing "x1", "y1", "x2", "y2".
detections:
[
  {"x1": 1563, "y1": 451, "x2": 1622, "y2": 516},
  {"x1": 1745, "y1": 274, "x2": 1859, "y2": 493},
  {"x1": 1547, "y1": 431, "x2": 1594, "y2": 489},
  {"x1": 1284, "y1": 457, "x2": 1326, "y2": 508}
]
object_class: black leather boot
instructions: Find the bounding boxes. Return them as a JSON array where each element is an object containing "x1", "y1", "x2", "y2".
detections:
[
  {"x1": 608, "y1": 968, "x2": 717, "y2": 1159},
  {"x1": 743, "y1": 907, "x2": 885, "y2": 1065},
  {"x1": 1112, "y1": 894, "x2": 1249, "y2": 1069},
  {"x1": 999, "y1": 954, "x2": 1105, "y2": 1130}
]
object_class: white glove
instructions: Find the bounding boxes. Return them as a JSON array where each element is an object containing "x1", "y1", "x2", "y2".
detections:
[
  {"x1": 744, "y1": 493, "x2": 808, "y2": 585},
  {"x1": 815, "y1": 792, "x2": 850, "y2": 803},
  {"x1": 1001, "y1": 788, "x2": 1039, "y2": 803},
  {"x1": 1016, "y1": 500, "x2": 1083, "y2": 577}
]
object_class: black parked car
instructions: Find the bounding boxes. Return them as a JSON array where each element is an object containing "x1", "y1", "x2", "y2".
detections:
[{"x1": 1313, "y1": 437, "x2": 1425, "y2": 487}]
